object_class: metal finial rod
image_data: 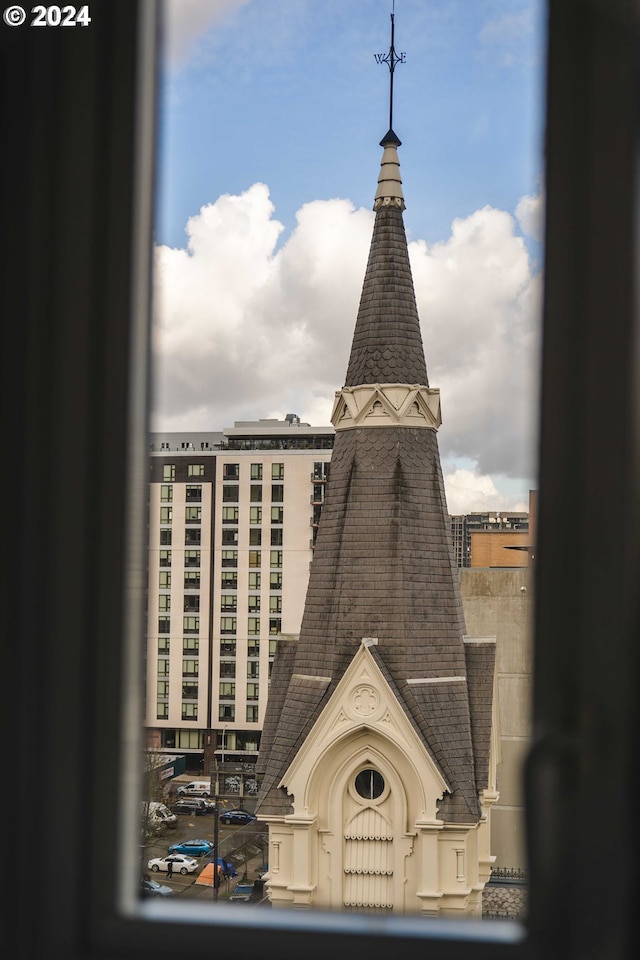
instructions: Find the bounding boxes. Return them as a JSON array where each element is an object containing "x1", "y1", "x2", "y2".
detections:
[{"x1": 374, "y1": 10, "x2": 406, "y2": 133}]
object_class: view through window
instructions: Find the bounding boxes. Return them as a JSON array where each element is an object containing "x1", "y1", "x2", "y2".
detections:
[{"x1": 143, "y1": 0, "x2": 545, "y2": 919}]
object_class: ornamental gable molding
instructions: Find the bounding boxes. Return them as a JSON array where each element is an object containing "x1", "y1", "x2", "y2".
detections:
[
  {"x1": 280, "y1": 640, "x2": 449, "y2": 820},
  {"x1": 330, "y1": 383, "x2": 442, "y2": 431}
]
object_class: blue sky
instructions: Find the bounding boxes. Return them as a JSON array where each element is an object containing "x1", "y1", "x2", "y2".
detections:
[
  {"x1": 153, "y1": 0, "x2": 546, "y2": 514},
  {"x1": 157, "y1": 0, "x2": 545, "y2": 252}
]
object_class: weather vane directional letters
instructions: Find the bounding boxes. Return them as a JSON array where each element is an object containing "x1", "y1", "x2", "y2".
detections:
[{"x1": 374, "y1": 9, "x2": 406, "y2": 134}]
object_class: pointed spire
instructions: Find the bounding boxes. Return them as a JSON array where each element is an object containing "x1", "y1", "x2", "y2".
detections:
[
  {"x1": 374, "y1": 132, "x2": 405, "y2": 210},
  {"x1": 343, "y1": 135, "x2": 426, "y2": 389}
]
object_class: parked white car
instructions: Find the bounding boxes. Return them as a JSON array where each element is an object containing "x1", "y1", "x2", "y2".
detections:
[
  {"x1": 147, "y1": 854, "x2": 198, "y2": 875},
  {"x1": 176, "y1": 780, "x2": 211, "y2": 797}
]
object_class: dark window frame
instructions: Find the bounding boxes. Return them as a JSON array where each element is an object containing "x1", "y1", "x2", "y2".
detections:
[{"x1": 7, "y1": 3, "x2": 640, "y2": 960}]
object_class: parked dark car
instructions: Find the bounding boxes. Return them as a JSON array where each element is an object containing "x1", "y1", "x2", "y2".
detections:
[
  {"x1": 229, "y1": 881, "x2": 255, "y2": 902},
  {"x1": 140, "y1": 877, "x2": 174, "y2": 898},
  {"x1": 172, "y1": 798, "x2": 205, "y2": 816},
  {"x1": 219, "y1": 809, "x2": 256, "y2": 825},
  {"x1": 229, "y1": 878, "x2": 265, "y2": 903}
]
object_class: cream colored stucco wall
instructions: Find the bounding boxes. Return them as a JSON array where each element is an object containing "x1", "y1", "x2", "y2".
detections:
[{"x1": 461, "y1": 567, "x2": 533, "y2": 871}]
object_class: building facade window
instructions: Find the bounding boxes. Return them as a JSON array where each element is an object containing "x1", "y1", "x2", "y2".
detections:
[
  {"x1": 249, "y1": 506, "x2": 262, "y2": 525},
  {"x1": 248, "y1": 571, "x2": 261, "y2": 590},
  {"x1": 248, "y1": 596, "x2": 261, "y2": 613},
  {"x1": 247, "y1": 638, "x2": 260, "y2": 656},
  {"x1": 160, "y1": 484, "x2": 173, "y2": 502},
  {"x1": 271, "y1": 484, "x2": 284, "y2": 502},
  {"x1": 187, "y1": 464, "x2": 205, "y2": 477},
  {"x1": 222, "y1": 484, "x2": 239, "y2": 502},
  {"x1": 162, "y1": 464, "x2": 176, "y2": 482},
  {"x1": 184, "y1": 571, "x2": 200, "y2": 589},
  {"x1": 185, "y1": 528, "x2": 201, "y2": 545},
  {"x1": 250, "y1": 484, "x2": 262, "y2": 502},
  {"x1": 269, "y1": 595, "x2": 282, "y2": 613},
  {"x1": 157, "y1": 702, "x2": 169, "y2": 720},
  {"x1": 220, "y1": 595, "x2": 237, "y2": 612},
  {"x1": 158, "y1": 637, "x2": 170, "y2": 654},
  {"x1": 270, "y1": 529, "x2": 283, "y2": 546},
  {"x1": 158, "y1": 616, "x2": 170, "y2": 634},
  {"x1": 181, "y1": 703, "x2": 198, "y2": 720},
  {"x1": 221, "y1": 550, "x2": 237, "y2": 567},
  {"x1": 248, "y1": 617, "x2": 260, "y2": 635},
  {"x1": 247, "y1": 661, "x2": 259, "y2": 679},
  {"x1": 185, "y1": 506, "x2": 201, "y2": 524},
  {"x1": 246, "y1": 682, "x2": 259, "y2": 701},
  {"x1": 219, "y1": 704, "x2": 235, "y2": 722},
  {"x1": 157, "y1": 659, "x2": 169, "y2": 677},
  {"x1": 221, "y1": 529, "x2": 237, "y2": 545},
  {"x1": 159, "y1": 549, "x2": 171, "y2": 566},
  {"x1": 222, "y1": 506, "x2": 238, "y2": 524},
  {"x1": 220, "y1": 640, "x2": 236, "y2": 656},
  {"x1": 157, "y1": 681, "x2": 169, "y2": 698},
  {"x1": 271, "y1": 463, "x2": 284, "y2": 480},
  {"x1": 183, "y1": 616, "x2": 200, "y2": 633},
  {"x1": 269, "y1": 638, "x2": 278, "y2": 656},
  {"x1": 160, "y1": 529, "x2": 172, "y2": 545},
  {"x1": 182, "y1": 682, "x2": 198, "y2": 699},
  {"x1": 160, "y1": 506, "x2": 172, "y2": 524},
  {"x1": 159, "y1": 571, "x2": 171, "y2": 589},
  {"x1": 248, "y1": 550, "x2": 261, "y2": 568},
  {"x1": 182, "y1": 660, "x2": 199, "y2": 677},
  {"x1": 271, "y1": 506, "x2": 284, "y2": 524},
  {"x1": 269, "y1": 618, "x2": 281, "y2": 635},
  {"x1": 219, "y1": 681, "x2": 235, "y2": 699},
  {"x1": 185, "y1": 549, "x2": 200, "y2": 567},
  {"x1": 249, "y1": 528, "x2": 262, "y2": 545},
  {"x1": 250, "y1": 463, "x2": 262, "y2": 480},
  {"x1": 220, "y1": 617, "x2": 237, "y2": 635},
  {"x1": 270, "y1": 549, "x2": 282, "y2": 567},
  {"x1": 221, "y1": 571, "x2": 238, "y2": 589},
  {"x1": 246, "y1": 705, "x2": 259, "y2": 723},
  {"x1": 270, "y1": 571, "x2": 282, "y2": 590},
  {"x1": 183, "y1": 595, "x2": 199, "y2": 613},
  {"x1": 223, "y1": 463, "x2": 239, "y2": 480},
  {"x1": 313, "y1": 460, "x2": 330, "y2": 481},
  {"x1": 186, "y1": 484, "x2": 202, "y2": 502},
  {"x1": 158, "y1": 595, "x2": 170, "y2": 612},
  {"x1": 220, "y1": 661, "x2": 236, "y2": 678},
  {"x1": 182, "y1": 637, "x2": 199, "y2": 654}
]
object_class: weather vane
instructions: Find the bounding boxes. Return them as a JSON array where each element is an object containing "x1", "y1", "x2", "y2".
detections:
[{"x1": 374, "y1": 2, "x2": 406, "y2": 135}]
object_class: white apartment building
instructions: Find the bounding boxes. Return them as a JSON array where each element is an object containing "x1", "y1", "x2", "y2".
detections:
[{"x1": 144, "y1": 417, "x2": 334, "y2": 771}]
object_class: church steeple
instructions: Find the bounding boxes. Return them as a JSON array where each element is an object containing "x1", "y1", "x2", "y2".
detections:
[{"x1": 255, "y1": 13, "x2": 497, "y2": 915}]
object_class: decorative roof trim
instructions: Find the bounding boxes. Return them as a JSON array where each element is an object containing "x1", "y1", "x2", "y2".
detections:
[
  {"x1": 291, "y1": 674, "x2": 332, "y2": 683},
  {"x1": 331, "y1": 383, "x2": 441, "y2": 431},
  {"x1": 406, "y1": 677, "x2": 466, "y2": 685}
]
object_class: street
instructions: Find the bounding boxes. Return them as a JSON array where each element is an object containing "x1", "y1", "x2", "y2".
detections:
[{"x1": 142, "y1": 787, "x2": 268, "y2": 903}]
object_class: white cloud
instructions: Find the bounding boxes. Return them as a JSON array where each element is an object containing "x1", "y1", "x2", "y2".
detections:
[
  {"x1": 441, "y1": 467, "x2": 530, "y2": 516},
  {"x1": 161, "y1": 0, "x2": 249, "y2": 69},
  {"x1": 152, "y1": 185, "x2": 542, "y2": 511},
  {"x1": 516, "y1": 181, "x2": 545, "y2": 242}
]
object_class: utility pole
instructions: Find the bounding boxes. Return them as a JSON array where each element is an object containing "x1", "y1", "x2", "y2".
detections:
[{"x1": 211, "y1": 759, "x2": 220, "y2": 902}]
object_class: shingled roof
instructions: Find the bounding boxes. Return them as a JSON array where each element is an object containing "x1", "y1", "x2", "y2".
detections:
[{"x1": 256, "y1": 133, "x2": 490, "y2": 825}]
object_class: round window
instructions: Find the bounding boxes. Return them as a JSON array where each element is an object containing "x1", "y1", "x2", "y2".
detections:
[{"x1": 354, "y1": 768, "x2": 385, "y2": 800}]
